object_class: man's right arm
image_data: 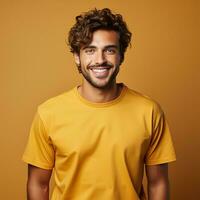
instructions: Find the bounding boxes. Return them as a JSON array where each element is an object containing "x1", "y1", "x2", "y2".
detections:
[{"x1": 27, "y1": 164, "x2": 52, "y2": 200}]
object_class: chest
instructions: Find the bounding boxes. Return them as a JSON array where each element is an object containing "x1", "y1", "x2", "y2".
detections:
[{"x1": 48, "y1": 108, "x2": 151, "y2": 159}]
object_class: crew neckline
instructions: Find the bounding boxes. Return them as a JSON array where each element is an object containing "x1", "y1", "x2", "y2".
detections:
[{"x1": 74, "y1": 83, "x2": 127, "y2": 108}]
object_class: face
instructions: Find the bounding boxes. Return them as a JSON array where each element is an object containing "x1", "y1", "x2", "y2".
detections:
[{"x1": 74, "y1": 29, "x2": 121, "y2": 89}]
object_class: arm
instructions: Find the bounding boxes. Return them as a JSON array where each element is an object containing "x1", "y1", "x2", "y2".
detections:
[
  {"x1": 146, "y1": 163, "x2": 170, "y2": 200},
  {"x1": 27, "y1": 164, "x2": 52, "y2": 200}
]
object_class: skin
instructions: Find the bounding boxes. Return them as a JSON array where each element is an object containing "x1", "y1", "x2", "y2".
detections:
[
  {"x1": 146, "y1": 164, "x2": 170, "y2": 200},
  {"x1": 27, "y1": 165, "x2": 52, "y2": 200},
  {"x1": 27, "y1": 29, "x2": 170, "y2": 199},
  {"x1": 74, "y1": 30, "x2": 122, "y2": 103}
]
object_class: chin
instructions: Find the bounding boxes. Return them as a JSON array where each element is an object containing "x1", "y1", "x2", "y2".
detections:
[{"x1": 90, "y1": 79, "x2": 115, "y2": 89}]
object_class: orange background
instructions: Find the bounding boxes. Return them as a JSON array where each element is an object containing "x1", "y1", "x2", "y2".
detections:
[{"x1": 1, "y1": 0, "x2": 199, "y2": 199}]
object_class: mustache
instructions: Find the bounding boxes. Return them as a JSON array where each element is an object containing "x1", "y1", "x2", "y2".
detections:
[{"x1": 88, "y1": 62, "x2": 113, "y2": 69}]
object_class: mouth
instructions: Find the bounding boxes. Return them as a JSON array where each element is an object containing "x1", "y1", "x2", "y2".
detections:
[{"x1": 89, "y1": 66, "x2": 111, "y2": 78}]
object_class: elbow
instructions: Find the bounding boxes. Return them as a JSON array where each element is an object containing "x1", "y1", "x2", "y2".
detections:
[
  {"x1": 27, "y1": 179, "x2": 49, "y2": 199},
  {"x1": 148, "y1": 178, "x2": 170, "y2": 200},
  {"x1": 27, "y1": 179, "x2": 49, "y2": 191},
  {"x1": 148, "y1": 176, "x2": 169, "y2": 187}
]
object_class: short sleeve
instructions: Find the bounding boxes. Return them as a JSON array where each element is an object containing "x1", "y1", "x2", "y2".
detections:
[
  {"x1": 22, "y1": 110, "x2": 55, "y2": 169},
  {"x1": 145, "y1": 103, "x2": 176, "y2": 165}
]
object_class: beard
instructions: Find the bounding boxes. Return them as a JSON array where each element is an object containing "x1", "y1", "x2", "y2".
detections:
[{"x1": 79, "y1": 61, "x2": 120, "y2": 89}]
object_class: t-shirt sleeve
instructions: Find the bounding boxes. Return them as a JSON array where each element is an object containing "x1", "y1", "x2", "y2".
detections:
[
  {"x1": 22, "y1": 109, "x2": 55, "y2": 169},
  {"x1": 145, "y1": 103, "x2": 176, "y2": 165}
]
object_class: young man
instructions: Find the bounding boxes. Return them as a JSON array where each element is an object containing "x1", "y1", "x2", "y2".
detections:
[{"x1": 23, "y1": 8, "x2": 176, "y2": 200}]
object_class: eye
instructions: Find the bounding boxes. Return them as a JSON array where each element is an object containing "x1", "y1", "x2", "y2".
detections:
[
  {"x1": 85, "y1": 48, "x2": 95, "y2": 54},
  {"x1": 105, "y1": 48, "x2": 116, "y2": 55}
]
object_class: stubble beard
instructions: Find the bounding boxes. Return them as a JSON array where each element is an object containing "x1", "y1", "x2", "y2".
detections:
[{"x1": 79, "y1": 62, "x2": 120, "y2": 90}]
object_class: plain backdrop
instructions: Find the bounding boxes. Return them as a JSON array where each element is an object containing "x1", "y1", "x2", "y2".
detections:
[{"x1": 1, "y1": 0, "x2": 200, "y2": 199}]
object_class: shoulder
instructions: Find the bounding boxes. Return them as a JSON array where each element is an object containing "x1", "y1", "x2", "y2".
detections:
[
  {"x1": 127, "y1": 86, "x2": 161, "y2": 106},
  {"x1": 37, "y1": 87, "x2": 76, "y2": 117},
  {"x1": 124, "y1": 85, "x2": 164, "y2": 118}
]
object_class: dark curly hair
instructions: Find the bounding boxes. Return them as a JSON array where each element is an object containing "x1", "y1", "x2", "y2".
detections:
[{"x1": 68, "y1": 8, "x2": 132, "y2": 63}]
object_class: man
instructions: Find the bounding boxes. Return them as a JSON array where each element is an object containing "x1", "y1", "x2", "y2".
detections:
[{"x1": 23, "y1": 8, "x2": 176, "y2": 200}]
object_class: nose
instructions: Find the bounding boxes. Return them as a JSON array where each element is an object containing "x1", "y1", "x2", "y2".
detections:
[{"x1": 95, "y1": 50, "x2": 106, "y2": 64}]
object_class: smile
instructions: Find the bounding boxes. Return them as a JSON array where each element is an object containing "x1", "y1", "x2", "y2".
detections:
[
  {"x1": 92, "y1": 68, "x2": 108, "y2": 72},
  {"x1": 90, "y1": 67, "x2": 111, "y2": 78}
]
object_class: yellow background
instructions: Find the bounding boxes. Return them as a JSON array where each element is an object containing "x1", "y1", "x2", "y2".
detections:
[{"x1": 1, "y1": 0, "x2": 199, "y2": 199}]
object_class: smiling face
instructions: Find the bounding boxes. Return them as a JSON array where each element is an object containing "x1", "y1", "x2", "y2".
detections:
[{"x1": 74, "y1": 29, "x2": 121, "y2": 89}]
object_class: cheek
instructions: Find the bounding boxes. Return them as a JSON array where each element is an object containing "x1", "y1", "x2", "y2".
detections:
[
  {"x1": 109, "y1": 55, "x2": 121, "y2": 65},
  {"x1": 80, "y1": 55, "x2": 93, "y2": 65}
]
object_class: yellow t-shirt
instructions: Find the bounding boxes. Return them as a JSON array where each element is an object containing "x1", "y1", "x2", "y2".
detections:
[{"x1": 22, "y1": 83, "x2": 176, "y2": 200}]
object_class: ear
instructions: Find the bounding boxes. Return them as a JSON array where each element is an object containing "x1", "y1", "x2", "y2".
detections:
[{"x1": 74, "y1": 53, "x2": 80, "y2": 66}]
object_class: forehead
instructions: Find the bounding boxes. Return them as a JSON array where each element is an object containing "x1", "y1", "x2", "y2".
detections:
[{"x1": 89, "y1": 29, "x2": 120, "y2": 47}]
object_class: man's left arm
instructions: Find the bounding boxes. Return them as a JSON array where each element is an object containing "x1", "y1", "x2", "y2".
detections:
[{"x1": 146, "y1": 163, "x2": 170, "y2": 200}]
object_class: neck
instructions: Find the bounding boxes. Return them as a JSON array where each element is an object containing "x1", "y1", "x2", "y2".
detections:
[{"x1": 78, "y1": 81, "x2": 122, "y2": 103}]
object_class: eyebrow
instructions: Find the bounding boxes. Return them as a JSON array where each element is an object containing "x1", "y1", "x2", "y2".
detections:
[
  {"x1": 82, "y1": 44, "x2": 119, "y2": 50},
  {"x1": 82, "y1": 45, "x2": 96, "y2": 50},
  {"x1": 104, "y1": 45, "x2": 119, "y2": 49}
]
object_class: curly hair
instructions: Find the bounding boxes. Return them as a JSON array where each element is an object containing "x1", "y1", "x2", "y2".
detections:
[{"x1": 68, "y1": 8, "x2": 132, "y2": 63}]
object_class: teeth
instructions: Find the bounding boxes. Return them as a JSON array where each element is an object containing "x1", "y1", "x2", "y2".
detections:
[{"x1": 92, "y1": 68, "x2": 108, "y2": 72}]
